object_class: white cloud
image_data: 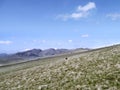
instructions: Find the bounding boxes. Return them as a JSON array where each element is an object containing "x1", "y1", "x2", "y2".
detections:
[
  {"x1": 33, "y1": 40, "x2": 37, "y2": 42},
  {"x1": 77, "y1": 2, "x2": 96, "y2": 12},
  {"x1": 23, "y1": 48, "x2": 31, "y2": 51},
  {"x1": 57, "y1": 2, "x2": 96, "y2": 20},
  {"x1": 42, "y1": 40, "x2": 46, "y2": 43},
  {"x1": 0, "y1": 40, "x2": 12, "y2": 45},
  {"x1": 33, "y1": 40, "x2": 46, "y2": 43},
  {"x1": 68, "y1": 40, "x2": 73, "y2": 43},
  {"x1": 107, "y1": 13, "x2": 120, "y2": 20},
  {"x1": 81, "y1": 34, "x2": 89, "y2": 38},
  {"x1": 57, "y1": 42, "x2": 62, "y2": 45},
  {"x1": 70, "y1": 12, "x2": 88, "y2": 19}
]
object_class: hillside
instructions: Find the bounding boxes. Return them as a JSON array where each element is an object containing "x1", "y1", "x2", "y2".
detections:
[
  {"x1": 0, "y1": 48, "x2": 70, "y2": 65},
  {"x1": 0, "y1": 45, "x2": 120, "y2": 90},
  {"x1": 0, "y1": 48, "x2": 89, "y2": 66}
]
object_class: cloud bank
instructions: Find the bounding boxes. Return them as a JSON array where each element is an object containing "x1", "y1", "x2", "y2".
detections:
[
  {"x1": 0, "y1": 40, "x2": 12, "y2": 45},
  {"x1": 81, "y1": 34, "x2": 89, "y2": 38},
  {"x1": 107, "y1": 13, "x2": 120, "y2": 20}
]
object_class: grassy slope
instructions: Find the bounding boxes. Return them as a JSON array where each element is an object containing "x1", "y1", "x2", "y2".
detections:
[{"x1": 0, "y1": 45, "x2": 120, "y2": 90}]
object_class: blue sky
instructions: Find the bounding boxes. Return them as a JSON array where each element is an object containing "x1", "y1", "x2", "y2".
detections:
[{"x1": 0, "y1": 0, "x2": 120, "y2": 53}]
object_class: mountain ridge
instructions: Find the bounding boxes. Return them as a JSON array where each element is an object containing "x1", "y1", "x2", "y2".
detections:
[{"x1": 0, "y1": 48, "x2": 89, "y2": 65}]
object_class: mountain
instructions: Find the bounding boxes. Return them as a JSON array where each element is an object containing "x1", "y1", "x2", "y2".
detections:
[
  {"x1": 0, "y1": 53, "x2": 8, "y2": 57},
  {"x1": 15, "y1": 48, "x2": 70, "y2": 58},
  {"x1": 15, "y1": 49, "x2": 42, "y2": 57},
  {"x1": 0, "y1": 44, "x2": 120, "y2": 89},
  {"x1": 0, "y1": 48, "x2": 68, "y2": 65},
  {"x1": 0, "y1": 48, "x2": 89, "y2": 65}
]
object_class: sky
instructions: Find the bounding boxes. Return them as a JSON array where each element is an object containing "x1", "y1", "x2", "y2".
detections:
[{"x1": 0, "y1": 0, "x2": 120, "y2": 53}]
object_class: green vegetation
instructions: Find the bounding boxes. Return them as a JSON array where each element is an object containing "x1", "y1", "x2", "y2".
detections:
[{"x1": 0, "y1": 45, "x2": 120, "y2": 90}]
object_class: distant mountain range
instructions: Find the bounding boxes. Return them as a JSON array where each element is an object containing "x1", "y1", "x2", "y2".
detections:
[
  {"x1": 0, "y1": 48, "x2": 90, "y2": 65},
  {"x1": 15, "y1": 48, "x2": 70, "y2": 58},
  {"x1": 0, "y1": 53, "x2": 8, "y2": 57}
]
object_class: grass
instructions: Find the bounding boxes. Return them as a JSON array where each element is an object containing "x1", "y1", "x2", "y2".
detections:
[{"x1": 0, "y1": 45, "x2": 120, "y2": 90}]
